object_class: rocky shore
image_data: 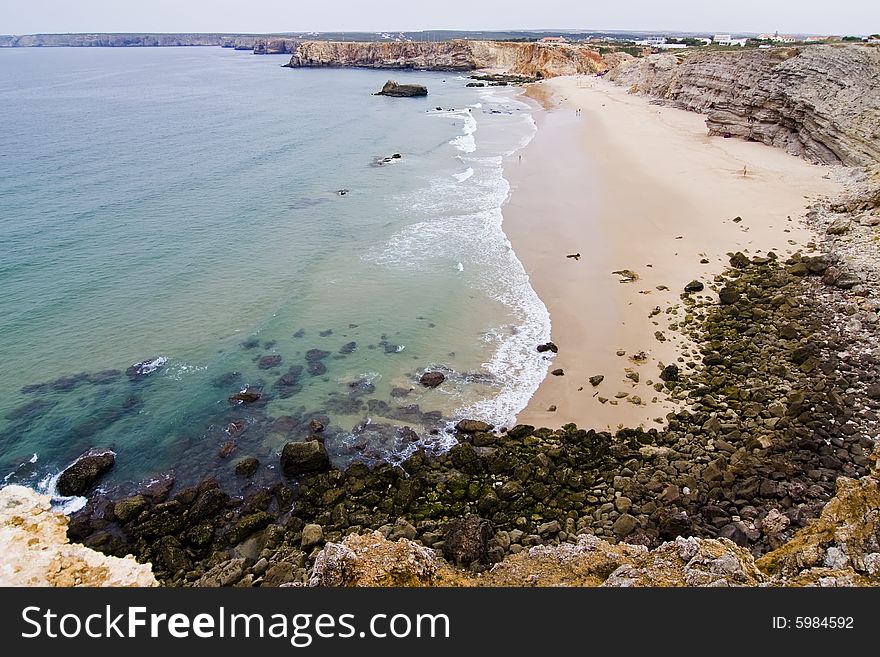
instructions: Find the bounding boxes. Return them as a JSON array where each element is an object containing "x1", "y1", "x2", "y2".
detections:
[{"x1": 62, "y1": 232, "x2": 880, "y2": 585}]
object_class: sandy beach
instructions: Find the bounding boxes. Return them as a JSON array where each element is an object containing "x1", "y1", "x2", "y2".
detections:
[{"x1": 505, "y1": 75, "x2": 842, "y2": 430}]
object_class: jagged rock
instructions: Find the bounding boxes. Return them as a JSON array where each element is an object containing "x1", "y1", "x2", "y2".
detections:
[
  {"x1": 420, "y1": 371, "x2": 446, "y2": 388},
  {"x1": 57, "y1": 448, "x2": 115, "y2": 496},
  {"x1": 0, "y1": 486, "x2": 157, "y2": 586},
  {"x1": 281, "y1": 440, "x2": 330, "y2": 476},
  {"x1": 375, "y1": 80, "x2": 428, "y2": 97},
  {"x1": 443, "y1": 515, "x2": 493, "y2": 566},
  {"x1": 757, "y1": 477, "x2": 880, "y2": 579},
  {"x1": 309, "y1": 532, "x2": 443, "y2": 586},
  {"x1": 602, "y1": 536, "x2": 765, "y2": 587},
  {"x1": 589, "y1": 374, "x2": 605, "y2": 386}
]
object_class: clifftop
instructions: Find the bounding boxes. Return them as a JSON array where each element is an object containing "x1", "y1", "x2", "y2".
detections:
[
  {"x1": 286, "y1": 40, "x2": 608, "y2": 78},
  {"x1": 0, "y1": 486, "x2": 157, "y2": 586},
  {"x1": 608, "y1": 45, "x2": 880, "y2": 167}
]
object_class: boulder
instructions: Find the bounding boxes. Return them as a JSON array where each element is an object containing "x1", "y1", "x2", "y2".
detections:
[
  {"x1": 443, "y1": 515, "x2": 493, "y2": 566},
  {"x1": 718, "y1": 287, "x2": 741, "y2": 305},
  {"x1": 419, "y1": 371, "x2": 446, "y2": 388},
  {"x1": 375, "y1": 80, "x2": 428, "y2": 97},
  {"x1": 684, "y1": 280, "x2": 704, "y2": 293},
  {"x1": 659, "y1": 364, "x2": 680, "y2": 382},
  {"x1": 551, "y1": 368, "x2": 565, "y2": 376},
  {"x1": 233, "y1": 456, "x2": 259, "y2": 477},
  {"x1": 456, "y1": 419, "x2": 493, "y2": 433},
  {"x1": 301, "y1": 523, "x2": 325, "y2": 549},
  {"x1": 57, "y1": 448, "x2": 116, "y2": 497},
  {"x1": 826, "y1": 217, "x2": 851, "y2": 235},
  {"x1": 281, "y1": 440, "x2": 330, "y2": 477},
  {"x1": 589, "y1": 375, "x2": 605, "y2": 386},
  {"x1": 536, "y1": 341, "x2": 558, "y2": 353}
]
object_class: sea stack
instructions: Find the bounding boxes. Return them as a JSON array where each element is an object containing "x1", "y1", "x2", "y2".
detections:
[{"x1": 375, "y1": 80, "x2": 428, "y2": 97}]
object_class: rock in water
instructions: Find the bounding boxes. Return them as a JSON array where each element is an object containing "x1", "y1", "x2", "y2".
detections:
[
  {"x1": 536, "y1": 341, "x2": 558, "y2": 353},
  {"x1": 125, "y1": 357, "x2": 167, "y2": 379},
  {"x1": 281, "y1": 440, "x2": 330, "y2": 476},
  {"x1": 57, "y1": 448, "x2": 116, "y2": 496},
  {"x1": 257, "y1": 355, "x2": 282, "y2": 369},
  {"x1": 228, "y1": 388, "x2": 261, "y2": 404},
  {"x1": 419, "y1": 371, "x2": 446, "y2": 388},
  {"x1": 375, "y1": 80, "x2": 428, "y2": 97}
]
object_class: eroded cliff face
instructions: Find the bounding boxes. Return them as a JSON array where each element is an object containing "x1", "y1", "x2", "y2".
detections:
[
  {"x1": 286, "y1": 40, "x2": 608, "y2": 78},
  {"x1": 608, "y1": 45, "x2": 880, "y2": 167},
  {"x1": 0, "y1": 485, "x2": 157, "y2": 587}
]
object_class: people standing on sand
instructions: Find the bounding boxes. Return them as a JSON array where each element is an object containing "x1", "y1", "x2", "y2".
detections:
[{"x1": 742, "y1": 165, "x2": 748, "y2": 176}]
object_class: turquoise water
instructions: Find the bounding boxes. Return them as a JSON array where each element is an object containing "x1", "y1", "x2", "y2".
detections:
[{"x1": 0, "y1": 47, "x2": 549, "y2": 498}]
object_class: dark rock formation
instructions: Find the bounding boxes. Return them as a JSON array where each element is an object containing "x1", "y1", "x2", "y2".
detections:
[
  {"x1": 281, "y1": 440, "x2": 330, "y2": 477},
  {"x1": 57, "y1": 448, "x2": 115, "y2": 497},
  {"x1": 375, "y1": 80, "x2": 428, "y2": 97},
  {"x1": 419, "y1": 371, "x2": 446, "y2": 388}
]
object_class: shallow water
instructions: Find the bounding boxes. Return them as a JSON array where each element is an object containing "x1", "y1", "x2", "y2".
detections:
[{"x1": 0, "y1": 47, "x2": 550, "y2": 496}]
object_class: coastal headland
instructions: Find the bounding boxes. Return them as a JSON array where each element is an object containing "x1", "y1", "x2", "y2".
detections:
[{"x1": 4, "y1": 41, "x2": 880, "y2": 587}]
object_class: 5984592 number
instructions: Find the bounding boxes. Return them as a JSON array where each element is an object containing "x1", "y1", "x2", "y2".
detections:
[{"x1": 795, "y1": 617, "x2": 853, "y2": 629}]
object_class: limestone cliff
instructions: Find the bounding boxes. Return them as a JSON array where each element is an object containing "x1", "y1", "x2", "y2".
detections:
[
  {"x1": 286, "y1": 40, "x2": 607, "y2": 78},
  {"x1": 0, "y1": 485, "x2": 157, "y2": 587},
  {"x1": 608, "y1": 45, "x2": 880, "y2": 167}
]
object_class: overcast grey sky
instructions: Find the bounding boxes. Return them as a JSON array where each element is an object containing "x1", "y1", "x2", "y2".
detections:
[{"x1": 3, "y1": 0, "x2": 877, "y2": 36}]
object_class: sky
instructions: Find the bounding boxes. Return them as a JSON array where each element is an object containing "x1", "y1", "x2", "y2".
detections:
[{"x1": 2, "y1": 0, "x2": 877, "y2": 36}]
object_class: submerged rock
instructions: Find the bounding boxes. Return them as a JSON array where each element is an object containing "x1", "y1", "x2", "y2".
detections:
[
  {"x1": 57, "y1": 448, "x2": 116, "y2": 497},
  {"x1": 257, "y1": 355, "x2": 282, "y2": 369},
  {"x1": 125, "y1": 357, "x2": 167, "y2": 379}
]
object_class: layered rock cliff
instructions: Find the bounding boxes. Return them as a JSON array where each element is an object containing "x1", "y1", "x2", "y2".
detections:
[
  {"x1": 608, "y1": 45, "x2": 880, "y2": 167},
  {"x1": 286, "y1": 40, "x2": 607, "y2": 78},
  {"x1": 0, "y1": 485, "x2": 157, "y2": 586}
]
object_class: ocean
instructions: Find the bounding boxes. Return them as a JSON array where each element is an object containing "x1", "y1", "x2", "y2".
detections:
[{"x1": 0, "y1": 46, "x2": 549, "y2": 503}]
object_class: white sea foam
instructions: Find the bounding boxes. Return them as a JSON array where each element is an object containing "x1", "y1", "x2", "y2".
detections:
[
  {"x1": 453, "y1": 167, "x2": 474, "y2": 182},
  {"x1": 367, "y1": 85, "x2": 549, "y2": 430},
  {"x1": 37, "y1": 472, "x2": 87, "y2": 515}
]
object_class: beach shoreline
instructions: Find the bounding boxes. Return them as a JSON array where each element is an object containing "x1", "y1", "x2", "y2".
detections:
[{"x1": 504, "y1": 75, "x2": 842, "y2": 430}]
